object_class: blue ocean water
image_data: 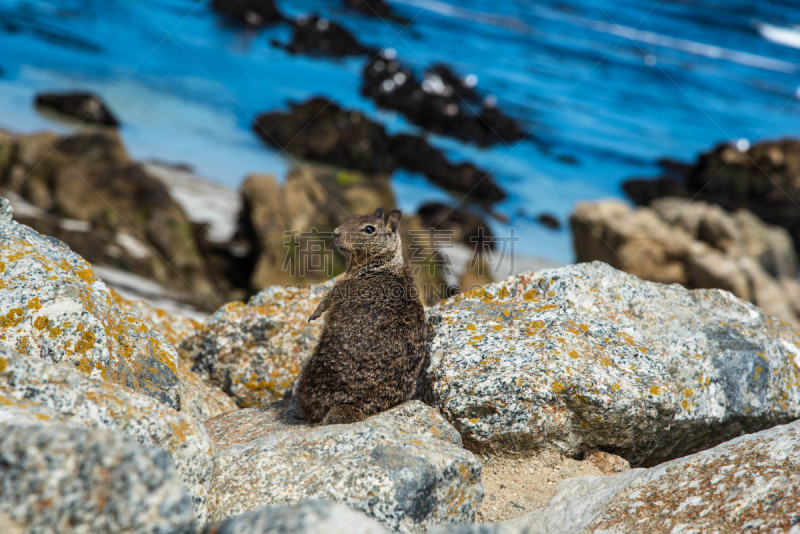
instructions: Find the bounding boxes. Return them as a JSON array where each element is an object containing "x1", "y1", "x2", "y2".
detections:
[{"x1": 1, "y1": 0, "x2": 799, "y2": 264}]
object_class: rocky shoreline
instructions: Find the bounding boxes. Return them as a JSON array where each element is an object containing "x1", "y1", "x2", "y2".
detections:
[{"x1": 3, "y1": 192, "x2": 800, "y2": 532}]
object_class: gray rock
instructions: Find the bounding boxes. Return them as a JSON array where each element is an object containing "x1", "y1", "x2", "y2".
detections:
[
  {"x1": 431, "y1": 524, "x2": 534, "y2": 533},
  {"x1": 0, "y1": 216, "x2": 182, "y2": 409},
  {"x1": 426, "y1": 269, "x2": 680, "y2": 464},
  {"x1": 521, "y1": 261, "x2": 800, "y2": 464},
  {"x1": 0, "y1": 196, "x2": 10, "y2": 221},
  {"x1": 204, "y1": 400, "x2": 482, "y2": 533},
  {"x1": 0, "y1": 348, "x2": 214, "y2": 523},
  {"x1": 511, "y1": 418, "x2": 800, "y2": 533},
  {"x1": 0, "y1": 420, "x2": 195, "y2": 533},
  {"x1": 182, "y1": 282, "x2": 332, "y2": 407},
  {"x1": 204, "y1": 500, "x2": 389, "y2": 534}
]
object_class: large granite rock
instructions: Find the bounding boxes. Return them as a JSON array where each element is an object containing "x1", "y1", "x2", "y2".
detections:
[
  {"x1": 476, "y1": 262, "x2": 800, "y2": 465},
  {"x1": 204, "y1": 400, "x2": 482, "y2": 533},
  {"x1": 511, "y1": 418, "x2": 800, "y2": 533},
  {"x1": 427, "y1": 268, "x2": 680, "y2": 464},
  {"x1": 0, "y1": 420, "x2": 195, "y2": 533},
  {"x1": 183, "y1": 283, "x2": 330, "y2": 407},
  {"x1": 570, "y1": 198, "x2": 800, "y2": 325},
  {"x1": 0, "y1": 348, "x2": 214, "y2": 522},
  {"x1": 0, "y1": 211, "x2": 182, "y2": 409},
  {"x1": 204, "y1": 500, "x2": 389, "y2": 534},
  {"x1": 110, "y1": 290, "x2": 237, "y2": 420},
  {"x1": 282, "y1": 14, "x2": 373, "y2": 57}
]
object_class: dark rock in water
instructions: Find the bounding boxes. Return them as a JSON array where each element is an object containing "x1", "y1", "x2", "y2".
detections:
[
  {"x1": 426, "y1": 63, "x2": 481, "y2": 104},
  {"x1": 253, "y1": 98, "x2": 506, "y2": 204},
  {"x1": 537, "y1": 212, "x2": 561, "y2": 230},
  {"x1": 685, "y1": 139, "x2": 800, "y2": 252},
  {"x1": 344, "y1": 0, "x2": 409, "y2": 23},
  {"x1": 35, "y1": 91, "x2": 119, "y2": 127},
  {"x1": 622, "y1": 176, "x2": 688, "y2": 206},
  {"x1": 389, "y1": 134, "x2": 506, "y2": 204},
  {"x1": 283, "y1": 14, "x2": 374, "y2": 57},
  {"x1": 361, "y1": 53, "x2": 524, "y2": 146},
  {"x1": 417, "y1": 201, "x2": 494, "y2": 250},
  {"x1": 210, "y1": 0, "x2": 284, "y2": 27},
  {"x1": 624, "y1": 139, "x2": 800, "y2": 254},
  {"x1": 254, "y1": 97, "x2": 396, "y2": 174}
]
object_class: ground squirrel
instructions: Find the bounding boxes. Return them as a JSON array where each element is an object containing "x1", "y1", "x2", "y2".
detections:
[{"x1": 295, "y1": 207, "x2": 427, "y2": 424}]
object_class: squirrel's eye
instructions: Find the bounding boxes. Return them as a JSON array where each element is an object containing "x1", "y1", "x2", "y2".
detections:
[{"x1": 363, "y1": 225, "x2": 376, "y2": 234}]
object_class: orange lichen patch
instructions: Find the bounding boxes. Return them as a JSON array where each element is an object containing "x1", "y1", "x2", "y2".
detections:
[
  {"x1": 503, "y1": 311, "x2": 511, "y2": 317},
  {"x1": 600, "y1": 357, "x2": 611, "y2": 367},
  {"x1": 497, "y1": 287, "x2": 510, "y2": 299},
  {"x1": 469, "y1": 417, "x2": 480, "y2": 424},
  {"x1": 569, "y1": 350, "x2": 580, "y2": 359},
  {"x1": 683, "y1": 387, "x2": 693, "y2": 398},
  {"x1": 76, "y1": 357, "x2": 93, "y2": 374},
  {"x1": 34, "y1": 413, "x2": 51, "y2": 421},
  {"x1": 649, "y1": 386, "x2": 661, "y2": 396},
  {"x1": 467, "y1": 287, "x2": 486, "y2": 299},
  {"x1": 75, "y1": 330, "x2": 97, "y2": 353},
  {"x1": 0, "y1": 356, "x2": 7, "y2": 372},
  {"x1": 1, "y1": 308, "x2": 26, "y2": 329},
  {"x1": 493, "y1": 325, "x2": 504, "y2": 331},
  {"x1": 578, "y1": 323, "x2": 589, "y2": 332},
  {"x1": 522, "y1": 290, "x2": 537, "y2": 302},
  {"x1": 466, "y1": 324, "x2": 477, "y2": 331},
  {"x1": 536, "y1": 304, "x2": 558, "y2": 312},
  {"x1": 26, "y1": 297, "x2": 42, "y2": 311},
  {"x1": 0, "y1": 260, "x2": 5, "y2": 273},
  {"x1": 612, "y1": 383, "x2": 621, "y2": 392},
  {"x1": 33, "y1": 316, "x2": 49, "y2": 330}
]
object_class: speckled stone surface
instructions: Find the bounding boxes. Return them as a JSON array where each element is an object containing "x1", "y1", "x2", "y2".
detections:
[
  {"x1": 0, "y1": 217, "x2": 181, "y2": 409},
  {"x1": 204, "y1": 400, "x2": 482, "y2": 533},
  {"x1": 427, "y1": 266, "x2": 680, "y2": 464},
  {"x1": 511, "y1": 418, "x2": 800, "y2": 533},
  {"x1": 111, "y1": 291, "x2": 237, "y2": 420},
  {"x1": 0, "y1": 348, "x2": 214, "y2": 523},
  {"x1": 203, "y1": 500, "x2": 390, "y2": 534},
  {"x1": 0, "y1": 197, "x2": 10, "y2": 222},
  {"x1": 182, "y1": 282, "x2": 333, "y2": 407},
  {"x1": 0, "y1": 421, "x2": 195, "y2": 533},
  {"x1": 431, "y1": 525, "x2": 534, "y2": 533},
  {"x1": 507, "y1": 261, "x2": 800, "y2": 465}
]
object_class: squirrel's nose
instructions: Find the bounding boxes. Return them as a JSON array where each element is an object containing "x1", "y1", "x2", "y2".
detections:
[{"x1": 333, "y1": 228, "x2": 341, "y2": 238}]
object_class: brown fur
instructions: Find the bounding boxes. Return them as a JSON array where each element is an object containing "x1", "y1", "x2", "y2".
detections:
[{"x1": 295, "y1": 207, "x2": 427, "y2": 424}]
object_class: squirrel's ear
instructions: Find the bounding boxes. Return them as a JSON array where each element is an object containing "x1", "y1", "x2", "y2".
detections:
[
  {"x1": 386, "y1": 209, "x2": 401, "y2": 232},
  {"x1": 373, "y1": 207, "x2": 385, "y2": 219}
]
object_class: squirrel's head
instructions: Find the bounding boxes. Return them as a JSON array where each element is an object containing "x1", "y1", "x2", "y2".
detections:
[{"x1": 334, "y1": 207, "x2": 403, "y2": 271}]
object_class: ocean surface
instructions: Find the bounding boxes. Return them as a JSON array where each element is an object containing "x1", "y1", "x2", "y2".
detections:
[{"x1": 1, "y1": 0, "x2": 799, "y2": 265}]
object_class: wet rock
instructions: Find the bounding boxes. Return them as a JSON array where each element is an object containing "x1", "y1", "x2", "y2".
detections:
[
  {"x1": 625, "y1": 139, "x2": 800, "y2": 254},
  {"x1": 252, "y1": 99, "x2": 506, "y2": 204},
  {"x1": 210, "y1": 0, "x2": 284, "y2": 27},
  {"x1": 361, "y1": 53, "x2": 523, "y2": 146},
  {"x1": 536, "y1": 213, "x2": 560, "y2": 230},
  {"x1": 621, "y1": 176, "x2": 687, "y2": 206},
  {"x1": 204, "y1": 500, "x2": 390, "y2": 534},
  {"x1": 284, "y1": 14, "x2": 373, "y2": 57},
  {"x1": 570, "y1": 198, "x2": 800, "y2": 325},
  {"x1": 35, "y1": 91, "x2": 119, "y2": 127},
  {"x1": 0, "y1": 420, "x2": 195, "y2": 533},
  {"x1": 344, "y1": 0, "x2": 409, "y2": 23},
  {"x1": 0, "y1": 212, "x2": 182, "y2": 409},
  {"x1": 182, "y1": 282, "x2": 332, "y2": 407},
  {"x1": 426, "y1": 266, "x2": 680, "y2": 465},
  {"x1": 417, "y1": 202, "x2": 493, "y2": 250},
  {"x1": 110, "y1": 290, "x2": 238, "y2": 420},
  {"x1": 254, "y1": 98, "x2": 396, "y2": 174},
  {"x1": 0, "y1": 129, "x2": 230, "y2": 311},
  {"x1": 204, "y1": 400, "x2": 482, "y2": 533},
  {"x1": 0, "y1": 348, "x2": 214, "y2": 522},
  {"x1": 511, "y1": 418, "x2": 800, "y2": 533},
  {"x1": 499, "y1": 261, "x2": 800, "y2": 465},
  {"x1": 389, "y1": 134, "x2": 506, "y2": 204}
]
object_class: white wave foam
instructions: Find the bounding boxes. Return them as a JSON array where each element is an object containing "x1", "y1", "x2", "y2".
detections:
[{"x1": 755, "y1": 21, "x2": 800, "y2": 50}]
